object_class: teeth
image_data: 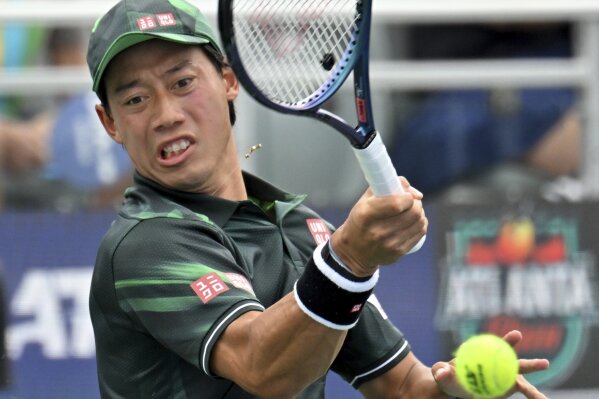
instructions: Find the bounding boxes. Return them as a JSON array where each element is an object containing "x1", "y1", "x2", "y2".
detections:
[{"x1": 162, "y1": 139, "x2": 190, "y2": 158}]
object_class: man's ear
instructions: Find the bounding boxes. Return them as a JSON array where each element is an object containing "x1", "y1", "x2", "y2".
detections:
[
  {"x1": 95, "y1": 104, "x2": 123, "y2": 145},
  {"x1": 223, "y1": 67, "x2": 240, "y2": 101}
]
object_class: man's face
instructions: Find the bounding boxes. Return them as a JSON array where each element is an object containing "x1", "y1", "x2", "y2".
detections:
[{"x1": 96, "y1": 40, "x2": 239, "y2": 194}]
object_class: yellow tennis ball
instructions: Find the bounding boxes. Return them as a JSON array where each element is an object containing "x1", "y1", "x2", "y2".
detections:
[{"x1": 454, "y1": 334, "x2": 519, "y2": 398}]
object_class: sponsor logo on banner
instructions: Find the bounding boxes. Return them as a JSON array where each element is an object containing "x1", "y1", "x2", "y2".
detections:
[
  {"x1": 306, "y1": 219, "x2": 331, "y2": 245},
  {"x1": 8, "y1": 267, "x2": 95, "y2": 360},
  {"x1": 436, "y1": 210, "x2": 599, "y2": 388}
]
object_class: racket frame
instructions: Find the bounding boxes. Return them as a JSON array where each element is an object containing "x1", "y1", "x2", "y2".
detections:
[
  {"x1": 218, "y1": 0, "x2": 426, "y2": 252},
  {"x1": 218, "y1": 0, "x2": 374, "y2": 149}
]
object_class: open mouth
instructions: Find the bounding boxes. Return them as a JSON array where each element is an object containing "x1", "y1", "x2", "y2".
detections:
[{"x1": 161, "y1": 138, "x2": 191, "y2": 160}]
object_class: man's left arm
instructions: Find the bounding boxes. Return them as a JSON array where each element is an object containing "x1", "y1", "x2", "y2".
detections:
[
  {"x1": 359, "y1": 330, "x2": 550, "y2": 399},
  {"x1": 359, "y1": 351, "x2": 446, "y2": 399}
]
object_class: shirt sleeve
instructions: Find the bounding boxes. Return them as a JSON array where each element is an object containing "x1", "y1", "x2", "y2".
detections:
[
  {"x1": 112, "y1": 217, "x2": 264, "y2": 375},
  {"x1": 330, "y1": 294, "x2": 412, "y2": 388}
]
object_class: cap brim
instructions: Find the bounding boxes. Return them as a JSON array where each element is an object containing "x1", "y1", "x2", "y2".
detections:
[{"x1": 92, "y1": 32, "x2": 211, "y2": 92}]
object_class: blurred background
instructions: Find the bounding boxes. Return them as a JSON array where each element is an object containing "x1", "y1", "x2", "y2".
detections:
[{"x1": 0, "y1": 1, "x2": 598, "y2": 398}]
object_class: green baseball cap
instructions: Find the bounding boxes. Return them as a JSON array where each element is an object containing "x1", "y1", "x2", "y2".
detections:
[{"x1": 87, "y1": 0, "x2": 222, "y2": 93}]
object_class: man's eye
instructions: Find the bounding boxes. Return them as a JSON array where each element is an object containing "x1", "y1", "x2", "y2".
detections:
[
  {"x1": 125, "y1": 96, "x2": 143, "y2": 106},
  {"x1": 175, "y1": 78, "x2": 192, "y2": 89}
]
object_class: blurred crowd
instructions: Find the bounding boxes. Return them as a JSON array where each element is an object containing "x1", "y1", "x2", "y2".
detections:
[
  {"x1": 0, "y1": 25, "x2": 132, "y2": 212},
  {"x1": 389, "y1": 22, "x2": 581, "y2": 201},
  {"x1": 0, "y1": 20, "x2": 583, "y2": 211}
]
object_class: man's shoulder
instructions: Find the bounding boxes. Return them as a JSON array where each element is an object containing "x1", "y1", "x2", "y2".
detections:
[
  {"x1": 121, "y1": 183, "x2": 219, "y2": 225},
  {"x1": 96, "y1": 188, "x2": 224, "y2": 265}
]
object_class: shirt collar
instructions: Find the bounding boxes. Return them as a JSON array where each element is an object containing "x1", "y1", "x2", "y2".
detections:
[{"x1": 132, "y1": 171, "x2": 301, "y2": 227}]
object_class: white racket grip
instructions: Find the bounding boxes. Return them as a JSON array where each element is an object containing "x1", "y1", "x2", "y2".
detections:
[
  {"x1": 353, "y1": 132, "x2": 402, "y2": 196},
  {"x1": 353, "y1": 132, "x2": 426, "y2": 254}
]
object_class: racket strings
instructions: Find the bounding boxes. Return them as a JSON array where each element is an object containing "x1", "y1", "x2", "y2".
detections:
[{"x1": 232, "y1": 0, "x2": 359, "y2": 106}]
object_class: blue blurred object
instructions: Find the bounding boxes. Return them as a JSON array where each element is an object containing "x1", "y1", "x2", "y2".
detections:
[
  {"x1": 391, "y1": 88, "x2": 576, "y2": 194},
  {"x1": 43, "y1": 93, "x2": 131, "y2": 190},
  {"x1": 391, "y1": 23, "x2": 577, "y2": 195},
  {"x1": 0, "y1": 23, "x2": 45, "y2": 116}
]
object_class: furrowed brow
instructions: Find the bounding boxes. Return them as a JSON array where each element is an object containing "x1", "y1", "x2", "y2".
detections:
[
  {"x1": 112, "y1": 60, "x2": 194, "y2": 96},
  {"x1": 113, "y1": 79, "x2": 140, "y2": 96},
  {"x1": 163, "y1": 60, "x2": 193, "y2": 77}
]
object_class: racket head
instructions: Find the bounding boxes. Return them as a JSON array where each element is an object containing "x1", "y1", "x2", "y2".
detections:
[{"x1": 218, "y1": 0, "x2": 371, "y2": 114}]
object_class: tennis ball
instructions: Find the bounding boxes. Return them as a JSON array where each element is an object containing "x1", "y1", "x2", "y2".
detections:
[{"x1": 454, "y1": 334, "x2": 519, "y2": 398}]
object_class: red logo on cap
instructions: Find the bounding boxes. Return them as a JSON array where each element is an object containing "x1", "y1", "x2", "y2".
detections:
[
  {"x1": 157, "y1": 13, "x2": 177, "y2": 27},
  {"x1": 137, "y1": 16, "x2": 157, "y2": 31}
]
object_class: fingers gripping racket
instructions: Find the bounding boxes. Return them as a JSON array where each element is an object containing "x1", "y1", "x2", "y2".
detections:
[{"x1": 218, "y1": 0, "x2": 425, "y2": 253}]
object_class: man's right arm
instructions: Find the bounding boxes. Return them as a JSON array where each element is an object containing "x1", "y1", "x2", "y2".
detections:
[
  {"x1": 211, "y1": 295, "x2": 347, "y2": 398},
  {"x1": 210, "y1": 180, "x2": 427, "y2": 398}
]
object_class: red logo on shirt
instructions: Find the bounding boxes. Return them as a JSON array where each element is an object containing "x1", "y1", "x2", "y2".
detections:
[
  {"x1": 191, "y1": 273, "x2": 229, "y2": 304},
  {"x1": 306, "y1": 219, "x2": 331, "y2": 245},
  {"x1": 224, "y1": 273, "x2": 255, "y2": 295}
]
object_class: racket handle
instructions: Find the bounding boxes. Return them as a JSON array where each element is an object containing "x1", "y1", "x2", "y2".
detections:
[
  {"x1": 353, "y1": 132, "x2": 402, "y2": 196},
  {"x1": 353, "y1": 132, "x2": 426, "y2": 254}
]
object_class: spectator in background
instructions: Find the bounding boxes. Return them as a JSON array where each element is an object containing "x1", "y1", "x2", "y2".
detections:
[
  {"x1": 390, "y1": 23, "x2": 579, "y2": 197},
  {"x1": 0, "y1": 114, "x2": 51, "y2": 176},
  {"x1": 42, "y1": 90, "x2": 132, "y2": 210},
  {"x1": 42, "y1": 28, "x2": 133, "y2": 210},
  {"x1": 0, "y1": 27, "x2": 132, "y2": 210},
  {"x1": 0, "y1": 19, "x2": 45, "y2": 118},
  {"x1": 0, "y1": 22, "x2": 52, "y2": 208}
]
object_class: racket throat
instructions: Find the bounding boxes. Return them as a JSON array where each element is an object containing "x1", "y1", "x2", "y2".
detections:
[{"x1": 312, "y1": 109, "x2": 373, "y2": 149}]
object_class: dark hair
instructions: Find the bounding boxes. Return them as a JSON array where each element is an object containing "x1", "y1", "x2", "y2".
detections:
[
  {"x1": 97, "y1": 44, "x2": 236, "y2": 125},
  {"x1": 202, "y1": 45, "x2": 237, "y2": 126}
]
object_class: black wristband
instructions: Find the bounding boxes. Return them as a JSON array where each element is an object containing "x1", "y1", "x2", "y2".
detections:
[
  {"x1": 294, "y1": 242, "x2": 379, "y2": 330},
  {"x1": 321, "y1": 241, "x2": 373, "y2": 282}
]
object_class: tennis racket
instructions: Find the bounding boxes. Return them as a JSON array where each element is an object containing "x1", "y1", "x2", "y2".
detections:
[{"x1": 218, "y1": 0, "x2": 425, "y2": 253}]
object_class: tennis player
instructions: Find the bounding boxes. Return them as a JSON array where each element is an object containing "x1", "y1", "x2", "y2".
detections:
[{"x1": 87, "y1": 0, "x2": 549, "y2": 398}]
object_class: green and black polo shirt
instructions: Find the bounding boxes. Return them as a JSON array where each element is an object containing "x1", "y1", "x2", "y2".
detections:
[{"x1": 90, "y1": 171, "x2": 411, "y2": 398}]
